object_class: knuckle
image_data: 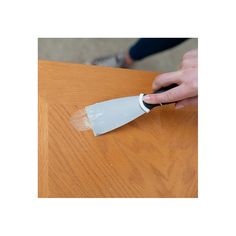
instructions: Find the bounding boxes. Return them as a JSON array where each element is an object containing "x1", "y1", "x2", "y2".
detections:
[
  {"x1": 185, "y1": 76, "x2": 197, "y2": 91},
  {"x1": 161, "y1": 92, "x2": 173, "y2": 102}
]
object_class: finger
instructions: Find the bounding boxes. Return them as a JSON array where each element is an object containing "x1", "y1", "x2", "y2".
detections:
[
  {"x1": 183, "y1": 49, "x2": 198, "y2": 59},
  {"x1": 144, "y1": 84, "x2": 189, "y2": 104},
  {"x1": 152, "y1": 71, "x2": 181, "y2": 90},
  {"x1": 181, "y1": 57, "x2": 198, "y2": 69},
  {"x1": 175, "y1": 96, "x2": 198, "y2": 109}
]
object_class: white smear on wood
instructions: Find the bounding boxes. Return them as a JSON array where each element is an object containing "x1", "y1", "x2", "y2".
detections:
[{"x1": 70, "y1": 108, "x2": 92, "y2": 132}]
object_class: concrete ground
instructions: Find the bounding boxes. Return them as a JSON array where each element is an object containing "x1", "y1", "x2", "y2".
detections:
[{"x1": 38, "y1": 38, "x2": 197, "y2": 72}]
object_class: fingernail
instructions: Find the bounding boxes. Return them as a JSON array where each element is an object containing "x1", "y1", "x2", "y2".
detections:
[
  {"x1": 143, "y1": 95, "x2": 151, "y2": 102},
  {"x1": 175, "y1": 104, "x2": 184, "y2": 109}
]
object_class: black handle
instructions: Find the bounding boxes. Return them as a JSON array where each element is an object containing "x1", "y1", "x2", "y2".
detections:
[{"x1": 143, "y1": 83, "x2": 178, "y2": 110}]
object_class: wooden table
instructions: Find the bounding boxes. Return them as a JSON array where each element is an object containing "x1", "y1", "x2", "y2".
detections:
[{"x1": 38, "y1": 61, "x2": 198, "y2": 198}]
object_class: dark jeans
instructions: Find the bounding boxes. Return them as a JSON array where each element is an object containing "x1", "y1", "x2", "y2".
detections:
[{"x1": 129, "y1": 38, "x2": 188, "y2": 61}]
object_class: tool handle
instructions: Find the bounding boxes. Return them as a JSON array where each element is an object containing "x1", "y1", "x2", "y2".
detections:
[{"x1": 143, "y1": 83, "x2": 178, "y2": 110}]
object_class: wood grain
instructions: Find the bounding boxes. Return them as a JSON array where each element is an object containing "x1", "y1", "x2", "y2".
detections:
[{"x1": 38, "y1": 60, "x2": 198, "y2": 198}]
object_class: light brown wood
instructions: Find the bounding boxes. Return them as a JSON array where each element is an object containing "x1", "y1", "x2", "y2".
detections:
[{"x1": 38, "y1": 60, "x2": 198, "y2": 198}]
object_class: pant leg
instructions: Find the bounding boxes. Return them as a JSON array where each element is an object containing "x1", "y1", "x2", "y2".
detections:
[{"x1": 129, "y1": 38, "x2": 188, "y2": 61}]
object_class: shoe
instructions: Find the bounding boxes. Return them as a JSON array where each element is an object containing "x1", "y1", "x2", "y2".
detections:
[{"x1": 86, "y1": 52, "x2": 129, "y2": 68}]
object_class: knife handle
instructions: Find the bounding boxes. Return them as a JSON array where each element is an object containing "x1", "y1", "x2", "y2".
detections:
[{"x1": 143, "y1": 83, "x2": 178, "y2": 110}]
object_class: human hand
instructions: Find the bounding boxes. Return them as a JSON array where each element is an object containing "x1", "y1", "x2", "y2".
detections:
[{"x1": 143, "y1": 49, "x2": 198, "y2": 109}]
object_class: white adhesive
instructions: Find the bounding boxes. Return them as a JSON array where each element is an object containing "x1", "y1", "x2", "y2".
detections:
[{"x1": 70, "y1": 108, "x2": 92, "y2": 131}]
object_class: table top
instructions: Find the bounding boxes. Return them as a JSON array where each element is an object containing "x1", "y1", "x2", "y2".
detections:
[{"x1": 38, "y1": 60, "x2": 198, "y2": 197}]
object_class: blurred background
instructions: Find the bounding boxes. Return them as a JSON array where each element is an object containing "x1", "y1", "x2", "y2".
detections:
[{"x1": 38, "y1": 38, "x2": 198, "y2": 72}]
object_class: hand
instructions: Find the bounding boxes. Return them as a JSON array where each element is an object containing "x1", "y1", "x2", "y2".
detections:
[{"x1": 143, "y1": 49, "x2": 198, "y2": 109}]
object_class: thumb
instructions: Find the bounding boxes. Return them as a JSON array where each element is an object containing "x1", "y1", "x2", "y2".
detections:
[
  {"x1": 175, "y1": 96, "x2": 198, "y2": 109},
  {"x1": 143, "y1": 85, "x2": 186, "y2": 104}
]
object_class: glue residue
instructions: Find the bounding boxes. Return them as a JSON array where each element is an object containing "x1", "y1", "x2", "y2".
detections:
[{"x1": 70, "y1": 108, "x2": 92, "y2": 132}]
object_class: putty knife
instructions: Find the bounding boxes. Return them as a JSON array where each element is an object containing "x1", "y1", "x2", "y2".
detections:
[{"x1": 85, "y1": 84, "x2": 178, "y2": 136}]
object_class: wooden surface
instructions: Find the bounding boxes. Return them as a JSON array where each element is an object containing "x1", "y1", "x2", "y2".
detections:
[{"x1": 38, "y1": 60, "x2": 198, "y2": 198}]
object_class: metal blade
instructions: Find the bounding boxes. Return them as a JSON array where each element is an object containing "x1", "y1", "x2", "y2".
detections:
[{"x1": 85, "y1": 95, "x2": 145, "y2": 136}]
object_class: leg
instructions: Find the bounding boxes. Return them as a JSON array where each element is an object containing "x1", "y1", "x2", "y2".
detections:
[
  {"x1": 87, "y1": 38, "x2": 188, "y2": 68},
  {"x1": 129, "y1": 38, "x2": 188, "y2": 61}
]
